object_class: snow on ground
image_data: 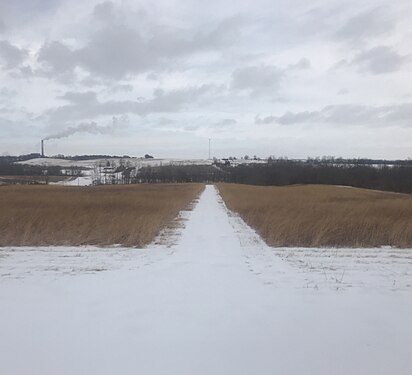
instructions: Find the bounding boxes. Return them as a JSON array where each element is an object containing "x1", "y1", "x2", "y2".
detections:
[
  {"x1": 58, "y1": 174, "x2": 92, "y2": 186},
  {"x1": 50, "y1": 170, "x2": 94, "y2": 186},
  {"x1": 1, "y1": 185, "x2": 412, "y2": 375}
]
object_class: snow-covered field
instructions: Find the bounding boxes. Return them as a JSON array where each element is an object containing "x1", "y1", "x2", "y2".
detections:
[
  {"x1": 49, "y1": 170, "x2": 94, "y2": 186},
  {"x1": 1, "y1": 185, "x2": 412, "y2": 374}
]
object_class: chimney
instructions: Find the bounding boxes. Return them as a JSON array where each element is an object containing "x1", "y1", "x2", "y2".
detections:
[{"x1": 41, "y1": 140, "x2": 44, "y2": 157}]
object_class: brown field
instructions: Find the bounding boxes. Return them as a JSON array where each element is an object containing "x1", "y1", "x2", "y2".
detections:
[
  {"x1": 0, "y1": 183, "x2": 204, "y2": 247},
  {"x1": 217, "y1": 183, "x2": 412, "y2": 248}
]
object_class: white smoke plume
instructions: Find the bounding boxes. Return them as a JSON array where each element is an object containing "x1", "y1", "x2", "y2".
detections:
[{"x1": 43, "y1": 115, "x2": 128, "y2": 141}]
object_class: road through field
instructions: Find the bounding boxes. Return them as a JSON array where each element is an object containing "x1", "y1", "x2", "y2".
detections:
[{"x1": 1, "y1": 185, "x2": 412, "y2": 375}]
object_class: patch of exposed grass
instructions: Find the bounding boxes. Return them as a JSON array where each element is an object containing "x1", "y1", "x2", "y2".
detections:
[
  {"x1": 0, "y1": 184, "x2": 204, "y2": 247},
  {"x1": 217, "y1": 183, "x2": 412, "y2": 248}
]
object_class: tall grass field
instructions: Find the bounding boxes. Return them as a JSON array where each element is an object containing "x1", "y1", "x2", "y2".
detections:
[
  {"x1": 0, "y1": 184, "x2": 204, "y2": 247},
  {"x1": 217, "y1": 183, "x2": 412, "y2": 248}
]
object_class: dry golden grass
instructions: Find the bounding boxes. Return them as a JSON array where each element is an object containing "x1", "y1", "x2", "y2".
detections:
[
  {"x1": 217, "y1": 183, "x2": 412, "y2": 248},
  {"x1": 0, "y1": 183, "x2": 204, "y2": 247}
]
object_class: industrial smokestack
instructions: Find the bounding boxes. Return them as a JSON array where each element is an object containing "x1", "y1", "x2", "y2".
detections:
[{"x1": 41, "y1": 140, "x2": 44, "y2": 158}]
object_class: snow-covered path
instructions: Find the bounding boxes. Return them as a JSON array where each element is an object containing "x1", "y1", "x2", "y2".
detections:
[{"x1": 1, "y1": 185, "x2": 412, "y2": 375}]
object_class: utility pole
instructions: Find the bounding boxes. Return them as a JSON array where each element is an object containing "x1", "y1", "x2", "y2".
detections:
[{"x1": 208, "y1": 138, "x2": 211, "y2": 160}]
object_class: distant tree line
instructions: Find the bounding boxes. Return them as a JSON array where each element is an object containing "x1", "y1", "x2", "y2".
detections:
[
  {"x1": 292, "y1": 156, "x2": 412, "y2": 167},
  {"x1": 133, "y1": 160, "x2": 412, "y2": 193},
  {"x1": 221, "y1": 161, "x2": 412, "y2": 193},
  {"x1": 0, "y1": 153, "x2": 42, "y2": 164},
  {"x1": 134, "y1": 165, "x2": 227, "y2": 183},
  {"x1": 0, "y1": 164, "x2": 62, "y2": 176}
]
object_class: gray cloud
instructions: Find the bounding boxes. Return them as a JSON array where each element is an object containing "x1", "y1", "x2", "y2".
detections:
[
  {"x1": 352, "y1": 46, "x2": 410, "y2": 74},
  {"x1": 0, "y1": 87, "x2": 17, "y2": 99},
  {"x1": 230, "y1": 58, "x2": 309, "y2": 96},
  {"x1": 0, "y1": 40, "x2": 28, "y2": 69},
  {"x1": 45, "y1": 85, "x2": 219, "y2": 124},
  {"x1": 59, "y1": 91, "x2": 97, "y2": 104},
  {"x1": 93, "y1": 1, "x2": 116, "y2": 22},
  {"x1": 37, "y1": 14, "x2": 244, "y2": 80},
  {"x1": 214, "y1": 118, "x2": 237, "y2": 127},
  {"x1": 288, "y1": 57, "x2": 311, "y2": 70},
  {"x1": 257, "y1": 103, "x2": 412, "y2": 127},
  {"x1": 335, "y1": 7, "x2": 395, "y2": 43},
  {"x1": 0, "y1": 0, "x2": 62, "y2": 35},
  {"x1": 255, "y1": 115, "x2": 277, "y2": 125},
  {"x1": 38, "y1": 41, "x2": 77, "y2": 75},
  {"x1": 231, "y1": 65, "x2": 283, "y2": 96},
  {"x1": 108, "y1": 84, "x2": 134, "y2": 93},
  {"x1": 75, "y1": 25, "x2": 150, "y2": 79}
]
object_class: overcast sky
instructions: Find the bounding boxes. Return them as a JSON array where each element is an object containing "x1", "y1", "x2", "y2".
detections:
[{"x1": 0, "y1": 0, "x2": 411, "y2": 159}]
